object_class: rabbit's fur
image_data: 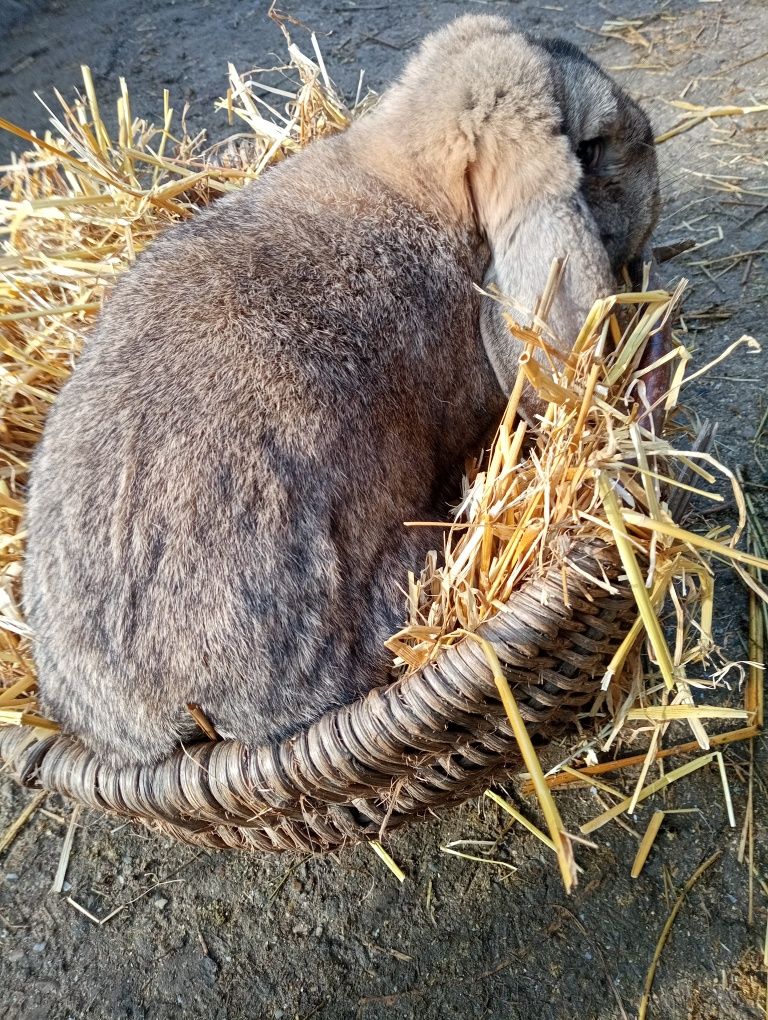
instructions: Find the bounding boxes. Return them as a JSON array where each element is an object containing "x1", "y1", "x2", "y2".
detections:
[{"x1": 24, "y1": 16, "x2": 659, "y2": 765}]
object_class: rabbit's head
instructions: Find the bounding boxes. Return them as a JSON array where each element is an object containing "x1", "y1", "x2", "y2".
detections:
[
  {"x1": 352, "y1": 16, "x2": 580, "y2": 235},
  {"x1": 353, "y1": 16, "x2": 661, "y2": 399},
  {"x1": 355, "y1": 16, "x2": 659, "y2": 265}
]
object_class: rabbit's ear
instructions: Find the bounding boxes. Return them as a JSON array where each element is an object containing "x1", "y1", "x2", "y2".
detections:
[
  {"x1": 462, "y1": 67, "x2": 580, "y2": 244},
  {"x1": 415, "y1": 13, "x2": 512, "y2": 59},
  {"x1": 454, "y1": 41, "x2": 581, "y2": 243},
  {"x1": 355, "y1": 24, "x2": 579, "y2": 228},
  {"x1": 479, "y1": 194, "x2": 614, "y2": 412}
]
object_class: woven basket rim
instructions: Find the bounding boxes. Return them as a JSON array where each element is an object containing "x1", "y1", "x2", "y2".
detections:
[{"x1": 0, "y1": 537, "x2": 635, "y2": 853}]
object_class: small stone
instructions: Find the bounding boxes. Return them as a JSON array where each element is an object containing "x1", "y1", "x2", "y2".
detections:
[
  {"x1": 292, "y1": 922, "x2": 309, "y2": 936},
  {"x1": 154, "y1": 897, "x2": 168, "y2": 910},
  {"x1": 5, "y1": 873, "x2": 18, "y2": 883},
  {"x1": 274, "y1": 1009, "x2": 285, "y2": 1019},
  {"x1": 32, "y1": 942, "x2": 46, "y2": 953},
  {"x1": 8, "y1": 948, "x2": 24, "y2": 963},
  {"x1": 62, "y1": 881, "x2": 71, "y2": 893}
]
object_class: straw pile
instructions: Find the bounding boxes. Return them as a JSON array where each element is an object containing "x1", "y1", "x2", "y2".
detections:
[
  {"x1": 388, "y1": 279, "x2": 765, "y2": 763},
  {"x1": 0, "y1": 30, "x2": 764, "y2": 838}
]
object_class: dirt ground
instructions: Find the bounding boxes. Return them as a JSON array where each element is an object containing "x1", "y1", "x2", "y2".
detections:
[{"x1": 1, "y1": 1, "x2": 767, "y2": 1018}]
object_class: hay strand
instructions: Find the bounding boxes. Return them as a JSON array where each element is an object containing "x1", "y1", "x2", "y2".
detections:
[
  {"x1": 369, "y1": 841, "x2": 406, "y2": 883},
  {"x1": 0, "y1": 790, "x2": 46, "y2": 856},
  {"x1": 51, "y1": 804, "x2": 81, "y2": 895},
  {"x1": 638, "y1": 851, "x2": 722, "y2": 1020},
  {"x1": 631, "y1": 810, "x2": 665, "y2": 879},
  {"x1": 467, "y1": 635, "x2": 576, "y2": 892}
]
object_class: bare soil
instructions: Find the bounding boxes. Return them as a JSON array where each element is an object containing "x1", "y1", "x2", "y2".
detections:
[{"x1": 0, "y1": 2, "x2": 766, "y2": 1019}]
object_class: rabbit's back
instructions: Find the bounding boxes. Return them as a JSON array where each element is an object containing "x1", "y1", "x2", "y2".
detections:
[{"x1": 25, "y1": 135, "x2": 503, "y2": 765}]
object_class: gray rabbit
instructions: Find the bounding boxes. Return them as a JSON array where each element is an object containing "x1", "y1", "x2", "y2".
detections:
[{"x1": 23, "y1": 16, "x2": 660, "y2": 765}]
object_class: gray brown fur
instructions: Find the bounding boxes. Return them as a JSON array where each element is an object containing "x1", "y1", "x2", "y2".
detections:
[{"x1": 24, "y1": 16, "x2": 659, "y2": 766}]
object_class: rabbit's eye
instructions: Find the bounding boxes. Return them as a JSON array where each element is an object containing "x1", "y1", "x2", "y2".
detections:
[{"x1": 576, "y1": 137, "x2": 606, "y2": 173}]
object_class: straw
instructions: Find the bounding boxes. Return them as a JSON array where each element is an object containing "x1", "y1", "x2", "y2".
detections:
[
  {"x1": 370, "y1": 841, "x2": 406, "y2": 883},
  {"x1": 484, "y1": 790, "x2": 557, "y2": 852},
  {"x1": 51, "y1": 804, "x2": 81, "y2": 895},
  {"x1": 638, "y1": 851, "x2": 722, "y2": 1020},
  {"x1": 467, "y1": 634, "x2": 576, "y2": 892},
  {"x1": 631, "y1": 811, "x2": 665, "y2": 879},
  {"x1": 0, "y1": 790, "x2": 47, "y2": 856},
  {"x1": 581, "y1": 753, "x2": 717, "y2": 835}
]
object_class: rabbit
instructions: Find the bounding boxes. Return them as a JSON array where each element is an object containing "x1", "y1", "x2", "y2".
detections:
[{"x1": 23, "y1": 15, "x2": 660, "y2": 766}]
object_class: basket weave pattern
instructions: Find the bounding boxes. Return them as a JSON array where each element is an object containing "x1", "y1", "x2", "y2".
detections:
[{"x1": 0, "y1": 540, "x2": 634, "y2": 852}]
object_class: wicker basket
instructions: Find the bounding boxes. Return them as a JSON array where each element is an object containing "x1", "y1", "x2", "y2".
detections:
[{"x1": 0, "y1": 539, "x2": 634, "y2": 852}]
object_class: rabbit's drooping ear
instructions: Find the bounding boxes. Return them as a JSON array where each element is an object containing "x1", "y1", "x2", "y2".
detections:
[
  {"x1": 459, "y1": 38, "x2": 582, "y2": 243},
  {"x1": 412, "y1": 12, "x2": 512, "y2": 59},
  {"x1": 479, "y1": 194, "x2": 614, "y2": 417},
  {"x1": 352, "y1": 20, "x2": 580, "y2": 228}
]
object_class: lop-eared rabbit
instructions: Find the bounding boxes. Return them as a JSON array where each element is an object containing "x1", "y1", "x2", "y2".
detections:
[{"x1": 25, "y1": 16, "x2": 660, "y2": 765}]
